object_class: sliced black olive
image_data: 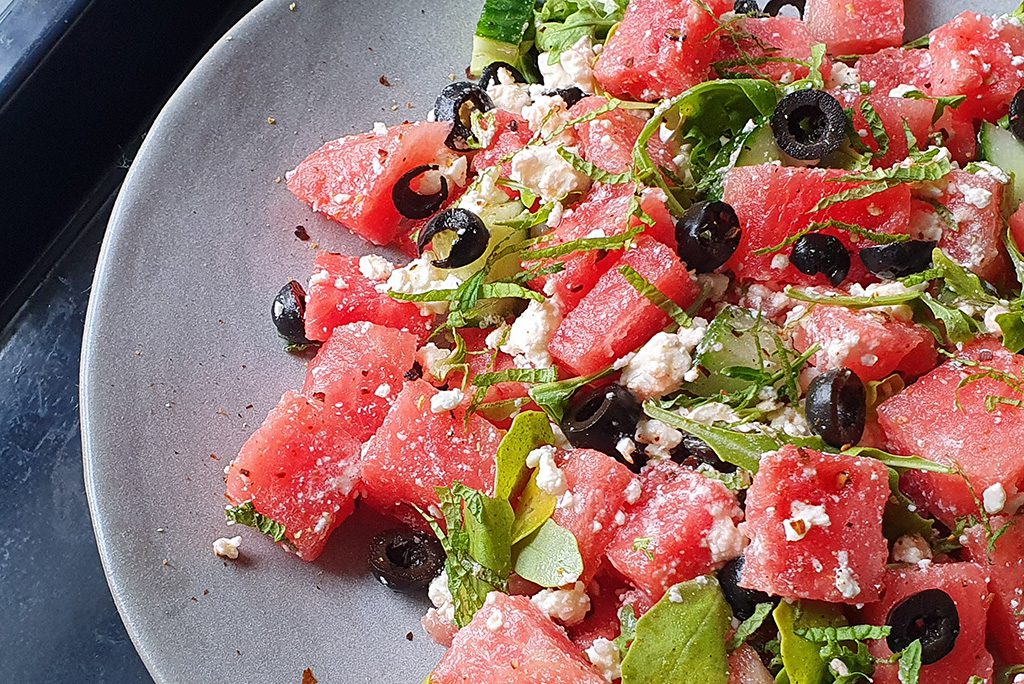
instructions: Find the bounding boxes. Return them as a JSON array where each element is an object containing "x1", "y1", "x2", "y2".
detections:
[
  {"x1": 418, "y1": 208, "x2": 491, "y2": 269},
  {"x1": 1010, "y1": 89, "x2": 1024, "y2": 142},
  {"x1": 790, "y1": 234, "x2": 850, "y2": 285},
  {"x1": 671, "y1": 434, "x2": 737, "y2": 473},
  {"x1": 368, "y1": 528, "x2": 445, "y2": 593},
  {"x1": 806, "y1": 368, "x2": 866, "y2": 448},
  {"x1": 404, "y1": 361, "x2": 423, "y2": 381},
  {"x1": 478, "y1": 61, "x2": 526, "y2": 89},
  {"x1": 433, "y1": 81, "x2": 495, "y2": 151},
  {"x1": 271, "y1": 280, "x2": 312, "y2": 345},
  {"x1": 733, "y1": 0, "x2": 762, "y2": 15},
  {"x1": 886, "y1": 589, "x2": 960, "y2": 664},
  {"x1": 561, "y1": 384, "x2": 645, "y2": 472},
  {"x1": 542, "y1": 86, "x2": 588, "y2": 108},
  {"x1": 771, "y1": 89, "x2": 846, "y2": 160},
  {"x1": 392, "y1": 165, "x2": 449, "y2": 220},
  {"x1": 719, "y1": 557, "x2": 777, "y2": 620},
  {"x1": 763, "y1": 0, "x2": 805, "y2": 17},
  {"x1": 859, "y1": 240, "x2": 936, "y2": 279},
  {"x1": 675, "y1": 200, "x2": 742, "y2": 273}
]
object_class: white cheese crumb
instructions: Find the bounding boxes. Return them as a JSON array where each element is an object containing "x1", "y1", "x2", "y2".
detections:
[
  {"x1": 586, "y1": 637, "x2": 622, "y2": 683},
  {"x1": 501, "y1": 298, "x2": 563, "y2": 369},
  {"x1": 530, "y1": 581, "x2": 590, "y2": 625},
  {"x1": 668, "y1": 585, "x2": 685, "y2": 603},
  {"x1": 834, "y1": 550, "x2": 861, "y2": 599},
  {"x1": 485, "y1": 610, "x2": 505, "y2": 632},
  {"x1": 213, "y1": 536, "x2": 242, "y2": 559},
  {"x1": 616, "y1": 437, "x2": 637, "y2": 463},
  {"x1": 538, "y1": 37, "x2": 598, "y2": 93},
  {"x1": 771, "y1": 253, "x2": 790, "y2": 270},
  {"x1": 416, "y1": 343, "x2": 451, "y2": 380},
  {"x1": 380, "y1": 255, "x2": 463, "y2": 316},
  {"x1": 635, "y1": 418, "x2": 683, "y2": 460},
  {"x1": 892, "y1": 533, "x2": 933, "y2": 565},
  {"x1": 984, "y1": 482, "x2": 1008, "y2": 514},
  {"x1": 887, "y1": 83, "x2": 921, "y2": 98},
  {"x1": 961, "y1": 185, "x2": 993, "y2": 209},
  {"x1": 428, "y1": 571, "x2": 455, "y2": 623},
  {"x1": 374, "y1": 383, "x2": 391, "y2": 399},
  {"x1": 983, "y1": 303, "x2": 1011, "y2": 337},
  {"x1": 526, "y1": 445, "x2": 567, "y2": 497},
  {"x1": 783, "y1": 501, "x2": 831, "y2": 542},
  {"x1": 510, "y1": 145, "x2": 591, "y2": 202},
  {"x1": 830, "y1": 658, "x2": 850, "y2": 677},
  {"x1": 430, "y1": 388, "x2": 464, "y2": 413},
  {"x1": 620, "y1": 322, "x2": 708, "y2": 399},
  {"x1": 624, "y1": 479, "x2": 642, "y2": 504}
]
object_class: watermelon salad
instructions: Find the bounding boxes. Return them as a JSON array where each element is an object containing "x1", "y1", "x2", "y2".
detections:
[{"x1": 216, "y1": 0, "x2": 1024, "y2": 681}]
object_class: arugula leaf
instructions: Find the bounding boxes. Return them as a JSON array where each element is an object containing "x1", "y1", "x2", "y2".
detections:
[
  {"x1": 774, "y1": 601, "x2": 846, "y2": 684},
  {"x1": 916, "y1": 293, "x2": 977, "y2": 345},
  {"x1": 615, "y1": 604, "x2": 639, "y2": 654},
  {"x1": 510, "y1": 471, "x2": 558, "y2": 543},
  {"x1": 556, "y1": 147, "x2": 634, "y2": 184},
  {"x1": 1006, "y1": 227, "x2": 1024, "y2": 287},
  {"x1": 783, "y1": 43, "x2": 828, "y2": 93},
  {"x1": 931, "y1": 248, "x2": 997, "y2": 304},
  {"x1": 493, "y1": 411, "x2": 556, "y2": 500},
  {"x1": 897, "y1": 640, "x2": 923, "y2": 684},
  {"x1": 529, "y1": 365, "x2": 615, "y2": 422},
  {"x1": 730, "y1": 602, "x2": 774, "y2": 650},
  {"x1": 841, "y1": 446, "x2": 953, "y2": 474},
  {"x1": 900, "y1": 89, "x2": 967, "y2": 124},
  {"x1": 998, "y1": 311, "x2": 1024, "y2": 354},
  {"x1": 534, "y1": 0, "x2": 626, "y2": 63},
  {"x1": 883, "y1": 468, "x2": 936, "y2": 544},
  {"x1": 620, "y1": 578, "x2": 732, "y2": 684},
  {"x1": 225, "y1": 501, "x2": 287, "y2": 543},
  {"x1": 513, "y1": 518, "x2": 584, "y2": 587},
  {"x1": 785, "y1": 287, "x2": 921, "y2": 309},
  {"x1": 619, "y1": 264, "x2": 692, "y2": 328}
]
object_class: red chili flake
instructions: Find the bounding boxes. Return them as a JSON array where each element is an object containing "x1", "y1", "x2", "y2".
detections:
[
  {"x1": 210, "y1": 453, "x2": 219, "y2": 461},
  {"x1": 302, "y1": 668, "x2": 318, "y2": 684},
  {"x1": 379, "y1": 75, "x2": 392, "y2": 87},
  {"x1": 294, "y1": 225, "x2": 310, "y2": 241}
]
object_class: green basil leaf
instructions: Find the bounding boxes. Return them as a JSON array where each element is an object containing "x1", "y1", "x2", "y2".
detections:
[{"x1": 513, "y1": 518, "x2": 584, "y2": 587}]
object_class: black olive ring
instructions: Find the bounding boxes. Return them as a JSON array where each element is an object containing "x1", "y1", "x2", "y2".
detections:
[
  {"x1": 860, "y1": 240, "x2": 936, "y2": 279},
  {"x1": 368, "y1": 528, "x2": 446, "y2": 594},
  {"x1": 271, "y1": 280, "x2": 313, "y2": 346},
  {"x1": 674, "y1": 200, "x2": 742, "y2": 273},
  {"x1": 805, "y1": 367, "x2": 866, "y2": 448},
  {"x1": 417, "y1": 207, "x2": 491, "y2": 269},
  {"x1": 392, "y1": 165, "x2": 449, "y2": 220},
  {"x1": 478, "y1": 61, "x2": 526, "y2": 89},
  {"x1": 771, "y1": 89, "x2": 847, "y2": 161},
  {"x1": 433, "y1": 81, "x2": 495, "y2": 152},
  {"x1": 561, "y1": 383, "x2": 646, "y2": 472}
]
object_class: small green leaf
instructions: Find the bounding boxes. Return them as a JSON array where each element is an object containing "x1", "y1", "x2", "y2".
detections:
[
  {"x1": 619, "y1": 264, "x2": 692, "y2": 328},
  {"x1": 997, "y1": 311, "x2": 1024, "y2": 354},
  {"x1": 556, "y1": 146, "x2": 634, "y2": 184},
  {"x1": 529, "y1": 366, "x2": 615, "y2": 422},
  {"x1": 931, "y1": 248, "x2": 997, "y2": 304},
  {"x1": 858, "y1": 99, "x2": 890, "y2": 157},
  {"x1": 510, "y1": 471, "x2": 558, "y2": 544},
  {"x1": 785, "y1": 287, "x2": 921, "y2": 309},
  {"x1": 883, "y1": 468, "x2": 935, "y2": 544},
  {"x1": 493, "y1": 411, "x2": 556, "y2": 500},
  {"x1": 774, "y1": 601, "x2": 846, "y2": 684},
  {"x1": 730, "y1": 602, "x2": 774, "y2": 650},
  {"x1": 615, "y1": 604, "x2": 639, "y2": 654},
  {"x1": 513, "y1": 518, "x2": 584, "y2": 587},
  {"x1": 796, "y1": 625, "x2": 891, "y2": 642},
  {"x1": 841, "y1": 446, "x2": 953, "y2": 474},
  {"x1": 897, "y1": 640, "x2": 922, "y2": 684},
  {"x1": 526, "y1": 226, "x2": 643, "y2": 261},
  {"x1": 225, "y1": 501, "x2": 287, "y2": 542},
  {"x1": 458, "y1": 486, "x2": 515, "y2": 576},
  {"x1": 620, "y1": 578, "x2": 732, "y2": 684}
]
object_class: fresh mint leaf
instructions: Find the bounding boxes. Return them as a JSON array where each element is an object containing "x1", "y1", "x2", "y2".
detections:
[
  {"x1": 997, "y1": 311, "x2": 1024, "y2": 354},
  {"x1": 526, "y1": 226, "x2": 643, "y2": 261},
  {"x1": 513, "y1": 518, "x2": 584, "y2": 587},
  {"x1": 529, "y1": 365, "x2": 615, "y2": 422},
  {"x1": 453, "y1": 482, "x2": 516, "y2": 576},
  {"x1": 731, "y1": 602, "x2": 774, "y2": 650},
  {"x1": 931, "y1": 248, "x2": 997, "y2": 304},
  {"x1": 557, "y1": 147, "x2": 634, "y2": 184},
  {"x1": 619, "y1": 264, "x2": 692, "y2": 328},
  {"x1": 225, "y1": 501, "x2": 288, "y2": 543},
  {"x1": 883, "y1": 468, "x2": 935, "y2": 545},
  {"x1": 785, "y1": 287, "x2": 922, "y2": 309},
  {"x1": 620, "y1": 578, "x2": 732, "y2": 684},
  {"x1": 897, "y1": 640, "x2": 922, "y2": 684},
  {"x1": 858, "y1": 100, "x2": 890, "y2": 157},
  {"x1": 752, "y1": 219, "x2": 909, "y2": 256},
  {"x1": 814, "y1": 150, "x2": 953, "y2": 211}
]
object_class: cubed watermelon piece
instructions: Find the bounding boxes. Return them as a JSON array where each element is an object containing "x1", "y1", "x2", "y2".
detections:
[
  {"x1": 933, "y1": 107, "x2": 978, "y2": 166},
  {"x1": 302, "y1": 322, "x2": 417, "y2": 442},
  {"x1": 431, "y1": 592, "x2": 606, "y2": 684},
  {"x1": 552, "y1": 449, "x2": 637, "y2": 585},
  {"x1": 360, "y1": 380, "x2": 502, "y2": 522},
  {"x1": 606, "y1": 461, "x2": 744, "y2": 600},
  {"x1": 850, "y1": 95, "x2": 934, "y2": 168},
  {"x1": 549, "y1": 235, "x2": 700, "y2": 375},
  {"x1": 855, "y1": 47, "x2": 932, "y2": 95},
  {"x1": 936, "y1": 170, "x2": 1011, "y2": 286},
  {"x1": 1012, "y1": 204, "x2": 1024, "y2": 251},
  {"x1": 594, "y1": 0, "x2": 731, "y2": 101},
  {"x1": 964, "y1": 516, "x2": 1024, "y2": 663},
  {"x1": 878, "y1": 339, "x2": 1024, "y2": 527},
  {"x1": 303, "y1": 252, "x2": 434, "y2": 343},
  {"x1": 741, "y1": 445, "x2": 889, "y2": 604},
  {"x1": 715, "y1": 16, "x2": 832, "y2": 84},
  {"x1": 225, "y1": 391, "x2": 361, "y2": 561},
  {"x1": 792, "y1": 306, "x2": 938, "y2": 382},
  {"x1": 567, "y1": 571, "x2": 653, "y2": 650},
  {"x1": 286, "y1": 121, "x2": 455, "y2": 245},
  {"x1": 571, "y1": 97, "x2": 646, "y2": 174},
  {"x1": 728, "y1": 644, "x2": 774, "y2": 684},
  {"x1": 531, "y1": 184, "x2": 677, "y2": 310},
  {"x1": 806, "y1": 0, "x2": 904, "y2": 56},
  {"x1": 929, "y1": 11, "x2": 1024, "y2": 121},
  {"x1": 859, "y1": 562, "x2": 993, "y2": 684},
  {"x1": 722, "y1": 164, "x2": 912, "y2": 285},
  {"x1": 471, "y1": 110, "x2": 533, "y2": 175}
]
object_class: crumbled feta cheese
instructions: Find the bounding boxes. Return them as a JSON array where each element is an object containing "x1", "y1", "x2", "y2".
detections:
[
  {"x1": 381, "y1": 255, "x2": 464, "y2": 316},
  {"x1": 510, "y1": 146, "x2": 591, "y2": 202},
  {"x1": 374, "y1": 383, "x2": 391, "y2": 399},
  {"x1": 834, "y1": 550, "x2": 861, "y2": 599},
  {"x1": 372, "y1": 121, "x2": 388, "y2": 136},
  {"x1": 783, "y1": 501, "x2": 831, "y2": 541},
  {"x1": 984, "y1": 303, "x2": 1011, "y2": 337},
  {"x1": 430, "y1": 388, "x2": 464, "y2": 413},
  {"x1": 830, "y1": 658, "x2": 850, "y2": 677},
  {"x1": 531, "y1": 581, "x2": 591, "y2": 625},
  {"x1": 526, "y1": 445, "x2": 567, "y2": 497},
  {"x1": 635, "y1": 418, "x2": 683, "y2": 460},
  {"x1": 668, "y1": 585, "x2": 685, "y2": 603},
  {"x1": 485, "y1": 324, "x2": 509, "y2": 350},
  {"x1": 620, "y1": 324, "x2": 707, "y2": 399},
  {"x1": 888, "y1": 83, "x2": 921, "y2": 98},
  {"x1": 501, "y1": 298, "x2": 563, "y2": 369},
  {"x1": 308, "y1": 268, "x2": 333, "y2": 287},
  {"x1": 485, "y1": 610, "x2": 505, "y2": 632},
  {"x1": 213, "y1": 536, "x2": 242, "y2": 559},
  {"x1": 586, "y1": 638, "x2": 622, "y2": 683},
  {"x1": 624, "y1": 479, "x2": 643, "y2": 504},
  {"x1": 538, "y1": 37, "x2": 598, "y2": 93},
  {"x1": 457, "y1": 166, "x2": 508, "y2": 214},
  {"x1": 428, "y1": 572, "x2": 455, "y2": 623},
  {"x1": 825, "y1": 62, "x2": 860, "y2": 90},
  {"x1": 909, "y1": 203, "x2": 946, "y2": 241},
  {"x1": 616, "y1": 437, "x2": 637, "y2": 463},
  {"x1": 705, "y1": 501, "x2": 747, "y2": 562},
  {"x1": 768, "y1": 405, "x2": 813, "y2": 438},
  {"x1": 416, "y1": 343, "x2": 451, "y2": 380},
  {"x1": 771, "y1": 253, "x2": 790, "y2": 270},
  {"x1": 677, "y1": 401, "x2": 743, "y2": 426},
  {"x1": 962, "y1": 185, "x2": 993, "y2": 209},
  {"x1": 984, "y1": 482, "x2": 1008, "y2": 514},
  {"x1": 891, "y1": 533, "x2": 933, "y2": 565},
  {"x1": 521, "y1": 86, "x2": 575, "y2": 141},
  {"x1": 486, "y1": 67, "x2": 532, "y2": 114},
  {"x1": 970, "y1": 161, "x2": 1010, "y2": 184}
]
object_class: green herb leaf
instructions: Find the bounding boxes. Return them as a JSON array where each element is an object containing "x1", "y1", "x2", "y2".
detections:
[
  {"x1": 915, "y1": 293, "x2": 977, "y2": 345},
  {"x1": 474, "y1": 367, "x2": 558, "y2": 390},
  {"x1": 774, "y1": 601, "x2": 846, "y2": 684},
  {"x1": 556, "y1": 146, "x2": 634, "y2": 184},
  {"x1": 615, "y1": 604, "x2": 639, "y2": 654},
  {"x1": 897, "y1": 640, "x2": 923, "y2": 684},
  {"x1": 796, "y1": 625, "x2": 891, "y2": 642},
  {"x1": 526, "y1": 226, "x2": 643, "y2": 261},
  {"x1": 752, "y1": 219, "x2": 910, "y2": 256},
  {"x1": 225, "y1": 501, "x2": 288, "y2": 542},
  {"x1": 620, "y1": 578, "x2": 732, "y2": 684},
  {"x1": 510, "y1": 471, "x2": 558, "y2": 544},
  {"x1": 534, "y1": 0, "x2": 626, "y2": 63},
  {"x1": 513, "y1": 518, "x2": 584, "y2": 587},
  {"x1": 492, "y1": 411, "x2": 556, "y2": 502},
  {"x1": 529, "y1": 366, "x2": 615, "y2": 422},
  {"x1": 619, "y1": 264, "x2": 692, "y2": 328},
  {"x1": 730, "y1": 602, "x2": 774, "y2": 650},
  {"x1": 785, "y1": 287, "x2": 922, "y2": 309},
  {"x1": 931, "y1": 248, "x2": 997, "y2": 304},
  {"x1": 858, "y1": 99, "x2": 890, "y2": 157},
  {"x1": 883, "y1": 468, "x2": 936, "y2": 544},
  {"x1": 997, "y1": 311, "x2": 1024, "y2": 354},
  {"x1": 814, "y1": 150, "x2": 953, "y2": 211},
  {"x1": 841, "y1": 446, "x2": 954, "y2": 474},
  {"x1": 457, "y1": 484, "x2": 516, "y2": 576}
]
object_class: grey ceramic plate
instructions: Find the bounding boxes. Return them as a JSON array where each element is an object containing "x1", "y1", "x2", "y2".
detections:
[{"x1": 81, "y1": 0, "x2": 1013, "y2": 681}]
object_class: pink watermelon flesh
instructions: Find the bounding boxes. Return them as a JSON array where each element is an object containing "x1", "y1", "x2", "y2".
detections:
[
  {"x1": 722, "y1": 164, "x2": 912, "y2": 286},
  {"x1": 1011, "y1": 204, "x2": 1024, "y2": 254},
  {"x1": 430, "y1": 592, "x2": 606, "y2": 684},
  {"x1": 594, "y1": 0, "x2": 731, "y2": 101},
  {"x1": 606, "y1": 460, "x2": 744, "y2": 600},
  {"x1": 569, "y1": 96, "x2": 677, "y2": 176},
  {"x1": 855, "y1": 47, "x2": 933, "y2": 95},
  {"x1": 302, "y1": 251, "x2": 434, "y2": 343},
  {"x1": 859, "y1": 562, "x2": 993, "y2": 684},
  {"x1": 963, "y1": 516, "x2": 1024, "y2": 663},
  {"x1": 792, "y1": 305, "x2": 938, "y2": 383},
  {"x1": 728, "y1": 644, "x2": 774, "y2": 684},
  {"x1": 359, "y1": 379, "x2": 501, "y2": 523},
  {"x1": 549, "y1": 235, "x2": 700, "y2": 376},
  {"x1": 471, "y1": 109, "x2": 533, "y2": 176},
  {"x1": 741, "y1": 445, "x2": 889, "y2": 604},
  {"x1": 225, "y1": 391, "x2": 361, "y2": 561},
  {"x1": 567, "y1": 571, "x2": 653, "y2": 650},
  {"x1": 806, "y1": 0, "x2": 904, "y2": 56},
  {"x1": 850, "y1": 94, "x2": 934, "y2": 168},
  {"x1": 929, "y1": 11, "x2": 1024, "y2": 121},
  {"x1": 715, "y1": 16, "x2": 832, "y2": 83},
  {"x1": 551, "y1": 449, "x2": 637, "y2": 585},
  {"x1": 286, "y1": 121, "x2": 455, "y2": 245},
  {"x1": 302, "y1": 321, "x2": 417, "y2": 442},
  {"x1": 935, "y1": 170, "x2": 1011, "y2": 287},
  {"x1": 877, "y1": 339, "x2": 1024, "y2": 527}
]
